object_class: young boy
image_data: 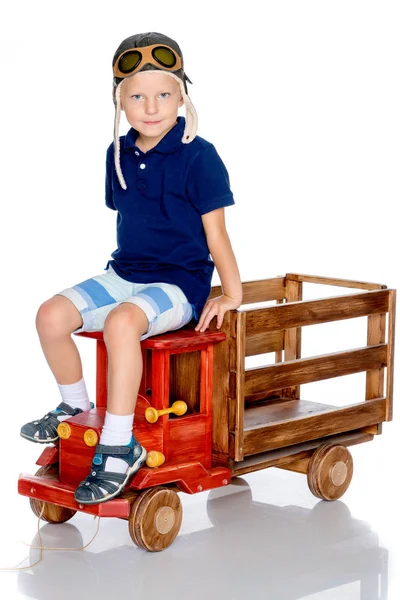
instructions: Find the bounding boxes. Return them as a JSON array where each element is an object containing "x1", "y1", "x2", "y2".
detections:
[{"x1": 20, "y1": 32, "x2": 242, "y2": 505}]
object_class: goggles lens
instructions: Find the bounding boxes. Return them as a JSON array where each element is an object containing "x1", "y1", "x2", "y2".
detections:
[
  {"x1": 152, "y1": 46, "x2": 177, "y2": 68},
  {"x1": 118, "y1": 50, "x2": 141, "y2": 74}
]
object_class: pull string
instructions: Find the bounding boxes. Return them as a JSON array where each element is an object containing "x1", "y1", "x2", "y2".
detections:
[{"x1": 0, "y1": 507, "x2": 102, "y2": 572}]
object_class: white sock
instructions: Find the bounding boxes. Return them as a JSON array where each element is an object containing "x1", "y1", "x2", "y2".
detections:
[
  {"x1": 56, "y1": 377, "x2": 91, "y2": 422},
  {"x1": 99, "y1": 411, "x2": 135, "y2": 474}
]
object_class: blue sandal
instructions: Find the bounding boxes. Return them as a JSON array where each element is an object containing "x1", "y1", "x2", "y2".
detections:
[
  {"x1": 74, "y1": 436, "x2": 147, "y2": 505},
  {"x1": 20, "y1": 402, "x2": 94, "y2": 444}
]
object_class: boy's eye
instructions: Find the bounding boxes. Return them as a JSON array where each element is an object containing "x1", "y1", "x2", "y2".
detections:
[{"x1": 131, "y1": 93, "x2": 170, "y2": 100}]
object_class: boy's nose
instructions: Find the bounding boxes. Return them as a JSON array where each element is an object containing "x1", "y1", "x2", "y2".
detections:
[{"x1": 144, "y1": 99, "x2": 158, "y2": 114}]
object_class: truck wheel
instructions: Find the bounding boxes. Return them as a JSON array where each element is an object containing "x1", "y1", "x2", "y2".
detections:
[
  {"x1": 29, "y1": 465, "x2": 77, "y2": 523},
  {"x1": 128, "y1": 487, "x2": 182, "y2": 551},
  {"x1": 307, "y1": 444, "x2": 353, "y2": 501}
]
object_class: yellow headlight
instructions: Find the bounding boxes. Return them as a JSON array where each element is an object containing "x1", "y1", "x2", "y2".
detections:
[{"x1": 57, "y1": 422, "x2": 71, "y2": 439}]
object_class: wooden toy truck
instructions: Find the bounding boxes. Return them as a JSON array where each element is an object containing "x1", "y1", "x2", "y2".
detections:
[{"x1": 18, "y1": 273, "x2": 396, "y2": 552}]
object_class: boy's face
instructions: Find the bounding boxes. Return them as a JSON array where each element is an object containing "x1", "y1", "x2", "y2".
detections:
[{"x1": 120, "y1": 71, "x2": 184, "y2": 146}]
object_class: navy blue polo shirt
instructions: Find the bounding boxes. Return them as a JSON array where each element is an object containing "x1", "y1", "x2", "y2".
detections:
[{"x1": 105, "y1": 116, "x2": 235, "y2": 321}]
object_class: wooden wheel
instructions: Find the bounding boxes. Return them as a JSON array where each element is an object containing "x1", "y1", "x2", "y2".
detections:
[
  {"x1": 128, "y1": 486, "x2": 182, "y2": 552},
  {"x1": 29, "y1": 465, "x2": 77, "y2": 523},
  {"x1": 307, "y1": 444, "x2": 353, "y2": 501}
]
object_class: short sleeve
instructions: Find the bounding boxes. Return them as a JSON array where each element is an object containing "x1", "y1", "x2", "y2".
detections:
[
  {"x1": 105, "y1": 143, "x2": 116, "y2": 210},
  {"x1": 186, "y1": 144, "x2": 235, "y2": 215}
]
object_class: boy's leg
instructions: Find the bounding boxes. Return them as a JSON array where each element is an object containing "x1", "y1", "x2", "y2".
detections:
[
  {"x1": 21, "y1": 265, "x2": 134, "y2": 443},
  {"x1": 35, "y1": 295, "x2": 85, "y2": 383},
  {"x1": 103, "y1": 303, "x2": 149, "y2": 416},
  {"x1": 74, "y1": 303, "x2": 149, "y2": 504},
  {"x1": 74, "y1": 283, "x2": 193, "y2": 505},
  {"x1": 20, "y1": 295, "x2": 93, "y2": 443}
]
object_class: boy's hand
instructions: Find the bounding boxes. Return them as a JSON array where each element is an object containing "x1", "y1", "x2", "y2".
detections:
[{"x1": 194, "y1": 294, "x2": 241, "y2": 332}]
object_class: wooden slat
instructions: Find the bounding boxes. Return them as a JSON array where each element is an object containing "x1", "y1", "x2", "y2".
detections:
[
  {"x1": 274, "y1": 299, "x2": 284, "y2": 363},
  {"x1": 243, "y1": 397, "x2": 386, "y2": 455},
  {"x1": 246, "y1": 330, "x2": 284, "y2": 356},
  {"x1": 210, "y1": 277, "x2": 285, "y2": 304},
  {"x1": 366, "y1": 314, "x2": 386, "y2": 401},
  {"x1": 286, "y1": 273, "x2": 387, "y2": 290},
  {"x1": 244, "y1": 345, "x2": 387, "y2": 396},
  {"x1": 283, "y1": 278, "x2": 303, "y2": 398},
  {"x1": 231, "y1": 431, "x2": 374, "y2": 475},
  {"x1": 209, "y1": 314, "x2": 231, "y2": 467},
  {"x1": 244, "y1": 289, "x2": 389, "y2": 334},
  {"x1": 229, "y1": 311, "x2": 246, "y2": 461},
  {"x1": 386, "y1": 289, "x2": 396, "y2": 420}
]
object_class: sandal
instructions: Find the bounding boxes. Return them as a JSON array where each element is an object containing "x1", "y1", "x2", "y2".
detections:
[
  {"x1": 20, "y1": 401, "x2": 94, "y2": 443},
  {"x1": 74, "y1": 437, "x2": 147, "y2": 505}
]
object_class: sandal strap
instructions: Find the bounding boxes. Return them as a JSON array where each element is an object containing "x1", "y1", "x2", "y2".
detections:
[
  {"x1": 56, "y1": 402, "x2": 81, "y2": 416},
  {"x1": 35, "y1": 420, "x2": 59, "y2": 440},
  {"x1": 95, "y1": 444, "x2": 132, "y2": 456},
  {"x1": 91, "y1": 470, "x2": 127, "y2": 483},
  {"x1": 78, "y1": 469, "x2": 128, "y2": 500},
  {"x1": 82, "y1": 481, "x2": 111, "y2": 500},
  {"x1": 33, "y1": 403, "x2": 82, "y2": 440}
]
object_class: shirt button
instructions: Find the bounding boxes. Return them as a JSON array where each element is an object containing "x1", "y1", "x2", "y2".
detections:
[
  {"x1": 140, "y1": 163, "x2": 146, "y2": 169},
  {"x1": 135, "y1": 151, "x2": 139, "y2": 156}
]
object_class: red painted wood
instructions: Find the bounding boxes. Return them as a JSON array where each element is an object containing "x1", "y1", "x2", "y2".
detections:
[
  {"x1": 168, "y1": 415, "x2": 207, "y2": 464},
  {"x1": 59, "y1": 399, "x2": 163, "y2": 485},
  {"x1": 204, "y1": 344, "x2": 214, "y2": 466},
  {"x1": 21, "y1": 322, "x2": 223, "y2": 516},
  {"x1": 96, "y1": 339, "x2": 108, "y2": 409},
  {"x1": 75, "y1": 329, "x2": 226, "y2": 349},
  {"x1": 36, "y1": 446, "x2": 59, "y2": 467},
  {"x1": 18, "y1": 473, "x2": 131, "y2": 517},
  {"x1": 129, "y1": 462, "x2": 231, "y2": 493}
]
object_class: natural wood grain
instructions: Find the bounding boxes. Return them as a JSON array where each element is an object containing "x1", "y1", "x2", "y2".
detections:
[
  {"x1": 366, "y1": 314, "x2": 386, "y2": 401},
  {"x1": 283, "y1": 278, "x2": 303, "y2": 398},
  {"x1": 386, "y1": 289, "x2": 396, "y2": 420},
  {"x1": 307, "y1": 444, "x2": 353, "y2": 500},
  {"x1": 245, "y1": 345, "x2": 387, "y2": 395},
  {"x1": 229, "y1": 311, "x2": 246, "y2": 461},
  {"x1": 209, "y1": 277, "x2": 285, "y2": 304},
  {"x1": 170, "y1": 351, "x2": 200, "y2": 413},
  {"x1": 129, "y1": 487, "x2": 182, "y2": 552},
  {"x1": 230, "y1": 431, "x2": 373, "y2": 475},
  {"x1": 242, "y1": 397, "x2": 386, "y2": 455},
  {"x1": 246, "y1": 330, "x2": 284, "y2": 356},
  {"x1": 274, "y1": 299, "x2": 284, "y2": 364},
  {"x1": 209, "y1": 313, "x2": 232, "y2": 466},
  {"x1": 243, "y1": 289, "x2": 389, "y2": 333},
  {"x1": 286, "y1": 273, "x2": 387, "y2": 290}
]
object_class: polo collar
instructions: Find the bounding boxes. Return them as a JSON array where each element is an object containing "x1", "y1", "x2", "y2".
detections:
[{"x1": 123, "y1": 116, "x2": 186, "y2": 154}]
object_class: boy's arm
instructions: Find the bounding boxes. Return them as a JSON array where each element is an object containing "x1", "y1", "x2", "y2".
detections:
[
  {"x1": 195, "y1": 207, "x2": 242, "y2": 331},
  {"x1": 202, "y1": 207, "x2": 242, "y2": 302}
]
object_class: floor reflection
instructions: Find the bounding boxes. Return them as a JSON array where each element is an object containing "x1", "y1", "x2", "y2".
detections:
[{"x1": 18, "y1": 479, "x2": 388, "y2": 600}]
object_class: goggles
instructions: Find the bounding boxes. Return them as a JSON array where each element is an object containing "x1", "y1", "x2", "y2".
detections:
[{"x1": 113, "y1": 43, "x2": 183, "y2": 79}]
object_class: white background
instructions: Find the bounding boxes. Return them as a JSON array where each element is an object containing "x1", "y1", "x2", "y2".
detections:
[{"x1": 0, "y1": 1, "x2": 399, "y2": 598}]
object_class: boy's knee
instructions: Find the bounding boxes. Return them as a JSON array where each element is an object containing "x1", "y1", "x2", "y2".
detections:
[
  {"x1": 103, "y1": 303, "x2": 149, "y2": 340},
  {"x1": 36, "y1": 298, "x2": 74, "y2": 337}
]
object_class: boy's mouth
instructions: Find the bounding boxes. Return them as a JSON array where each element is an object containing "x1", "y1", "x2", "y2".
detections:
[{"x1": 144, "y1": 120, "x2": 161, "y2": 125}]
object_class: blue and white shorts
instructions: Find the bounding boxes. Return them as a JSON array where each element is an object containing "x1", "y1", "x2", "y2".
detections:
[{"x1": 55, "y1": 263, "x2": 194, "y2": 341}]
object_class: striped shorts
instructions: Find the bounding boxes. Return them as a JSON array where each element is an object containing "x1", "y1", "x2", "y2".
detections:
[{"x1": 55, "y1": 263, "x2": 194, "y2": 340}]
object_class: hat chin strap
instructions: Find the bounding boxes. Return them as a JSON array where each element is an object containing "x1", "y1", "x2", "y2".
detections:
[{"x1": 113, "y1": 71, "x2": 198, "y2": 191}]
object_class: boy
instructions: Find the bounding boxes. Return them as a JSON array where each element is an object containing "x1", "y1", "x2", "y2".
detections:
[{"x1": 20, "y1": 32, "x2": 242, "y2": 504}]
